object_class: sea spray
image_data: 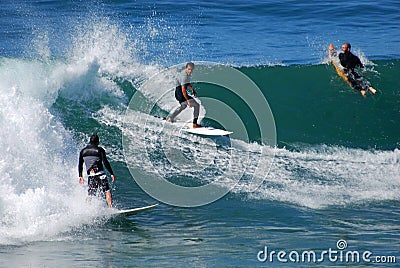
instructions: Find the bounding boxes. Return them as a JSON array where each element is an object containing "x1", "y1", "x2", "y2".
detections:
[{"x1": 0, "y1": 15, "x2": 151, "y2": 244}]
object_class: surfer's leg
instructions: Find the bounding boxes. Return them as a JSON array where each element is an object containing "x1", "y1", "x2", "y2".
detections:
[
  {"x1": 354, "y1": 83, "x2": 366, "y2": 96},
  {"x1": 87, "y1": 176, "x2": 98, "y2": 196},
  {"x1": 188, "y1": 99, "x2": 200, "y2": 124},
  {"x1": 369, "y1": 86, "x2": 377, "y2": 94},
  {"x1": 105, "y1": 191, "x2": 112, "y2": 208},
  {"x1": 99, "y1": 175, "x2": 112, "y2": 208},
  {"x1": 187, "y1": 99, "x2": 201, "y2": 127},
  {"x1": 347, "y1": 74, "x2": 366, "y2": 96},
  {"x1": 168, "y1": 102, "x2": 188, "y2": 122},
  {"x1": 86, "y1": 176, "x2": 99, "y2": 204}
]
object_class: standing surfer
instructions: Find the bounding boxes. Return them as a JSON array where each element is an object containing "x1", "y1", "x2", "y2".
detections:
[{"x1": 78, "y1": 134, "x2": 116, "y2": 208}]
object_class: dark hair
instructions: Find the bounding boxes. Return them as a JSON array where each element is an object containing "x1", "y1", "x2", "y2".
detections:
[
  {"x1": 90, "y1": 134, "x2": 99, "y2": 145},
  {"x1": 344, "y1": 42, "x2": 351, "y2": 50},
  {"x1": 186, "y1": 62, "x2": 194, "y2": 69}
]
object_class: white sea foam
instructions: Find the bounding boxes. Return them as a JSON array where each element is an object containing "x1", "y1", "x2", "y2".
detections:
[
  {"x1": 0, "y1": 16, "x2": 153, "y2": 244},
  {"x1": 0, "y1": 57, "x2": 94, "y2": 245},
  {"x1": 97, "y1": 107, "x2": 400, "y2": 210},
  {"x1": 243, "y1": 145, "x2": 400, "y2": 209}
]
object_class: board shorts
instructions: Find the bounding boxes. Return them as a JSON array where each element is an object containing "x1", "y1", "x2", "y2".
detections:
[
  {"x1": 345, "y1": 70, "x2": 367, "y2": 92},
  {"x1": 87, "y1": 174, "x2": 110, "y2": 196},
  {"x1": 175, "y1": 84, "x2": 193, "y2": 103}
]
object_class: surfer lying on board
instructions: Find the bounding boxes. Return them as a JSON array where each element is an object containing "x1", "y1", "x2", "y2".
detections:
[
  {"x1": 78, "y1": 134, "x2": 116, "y2": 208},
  {"x1": 334, "y1": 42, "x2": 377, "y2": 96},
  {"x1": 166, "y1": 62, "x2": 202, "y2": 128}
]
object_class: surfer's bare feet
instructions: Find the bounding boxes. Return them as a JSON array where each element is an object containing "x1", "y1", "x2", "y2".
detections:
[
  {"x1": 360, "y1": 90, "x2": 367, "y2": 97},
  {"x1": 369, "y1": 86, "x2": 377, "y2": 94},
  {"x1": 166, "y1": 117, "x2": 174, "y2": 123},
  {"x1": 193, "y1": 123, "x2": 202, "y2": 128}
]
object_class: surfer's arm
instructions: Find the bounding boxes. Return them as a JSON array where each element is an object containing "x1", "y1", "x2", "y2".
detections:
[
  {"x1": 100, "y1": 148, "x2": 114, "y2": 176},
  {"x1": 181, "y1": 85, "x2": 190, "y2": 100},
  {"x1": 78, "y1": 150, "x2": 84, "y2": 184},
  {"x1": 189, "y1": 84, "x2": 197, "y2": 97},
  {"x1": 181, "y1": 85, "x2": 194, "y2": 107},
  {"x1": 78, "y1": 150, "x2": 84, "y2": 177},
  {"x1": 183, "y1": 83, "x2": 197, "y2": 97}
]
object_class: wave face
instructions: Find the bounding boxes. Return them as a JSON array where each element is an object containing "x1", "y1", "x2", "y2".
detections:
[{"x1": 239, "y1": 61, "x2": 400, "y2": 150}]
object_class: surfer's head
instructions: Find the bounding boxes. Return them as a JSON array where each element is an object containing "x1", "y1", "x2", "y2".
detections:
[
  {"x1": 185, "y1": 62, "x2": 194, "y2": 75},
  {"x1": 90, "y1": 134, "x2": 99, "y2": 146},
  {"x1": 341, "y1": 42, "x2": 351, "y2": 52}
]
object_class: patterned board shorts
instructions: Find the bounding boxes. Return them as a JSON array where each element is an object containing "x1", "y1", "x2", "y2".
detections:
[{"x1": 87, "y1": 174, "x2": 110, "y2": 196}]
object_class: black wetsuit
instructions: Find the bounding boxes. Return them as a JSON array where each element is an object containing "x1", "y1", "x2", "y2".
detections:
[
  {"x1": 339, "y1": 51, "x2": 365, "y2": 91},
  {"x1": 339, "y1": 51, "x2": 364, "y2": 71},
  {"x1": 78, "y1": 144, "x2": 114, "y2": 195}
]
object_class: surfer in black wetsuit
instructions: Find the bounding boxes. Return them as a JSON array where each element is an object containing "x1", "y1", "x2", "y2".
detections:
[
  {"x1": 339, "y1": 42, "x2": 376, "y2": 96},
  {"x1": 78, "y1": 134, "x2": 116, "y2": 208},
  {"x1": 166, "y1": 62, "x2": 202, "y2": 128}
]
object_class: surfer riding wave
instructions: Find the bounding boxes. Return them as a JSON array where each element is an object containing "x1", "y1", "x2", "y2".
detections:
[
  {"x1": 166, "y1": 62, "x2": 202, "y2": 128},
  {"x1": 78, "y1": 134, "x2": 116, "y2": 208},
  {"x1": 329, "y1": 43, "x2": 377, "y2": 96}
]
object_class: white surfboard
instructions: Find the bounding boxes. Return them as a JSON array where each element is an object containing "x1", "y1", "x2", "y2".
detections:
[
  {"x1": 115, "y1": 203, "x2": 158, "y2": 216},
  {"x1": 181, "y1": 127, "x2": 232, "y2": 136},
  {"x1": 167, "y1": 121, "x2": 232, "y2": 136}
]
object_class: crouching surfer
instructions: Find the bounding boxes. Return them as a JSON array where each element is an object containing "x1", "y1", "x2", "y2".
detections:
[{"x1": 166, "y1": 62, "x2": 202, "y2": 128}]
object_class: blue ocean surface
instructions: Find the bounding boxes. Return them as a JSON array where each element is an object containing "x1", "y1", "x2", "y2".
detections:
[{"x1": 0, "y1": 0, "x2": 399, "y2": 267}]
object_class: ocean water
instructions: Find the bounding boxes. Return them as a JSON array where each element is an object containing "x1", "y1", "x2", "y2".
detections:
[{"x1": 0, "y1": 0, "x2": 399, "y2": 267}]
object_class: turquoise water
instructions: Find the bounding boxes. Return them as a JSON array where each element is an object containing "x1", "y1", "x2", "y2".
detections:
[
  {"x1": 0, "y1": 0, "x2": 399, "y2": 267},
  {"x1": 240, "y1": 61, "x2": 400, "y2": 150}
]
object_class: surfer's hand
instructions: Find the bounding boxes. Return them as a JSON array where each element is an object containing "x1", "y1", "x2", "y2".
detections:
[
  {"x1": 111, "y1": 175, "x2": 115, "y2": 182},
  {"x1": 79, "y1": 177, "x2": 84, "y2": 184}
]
